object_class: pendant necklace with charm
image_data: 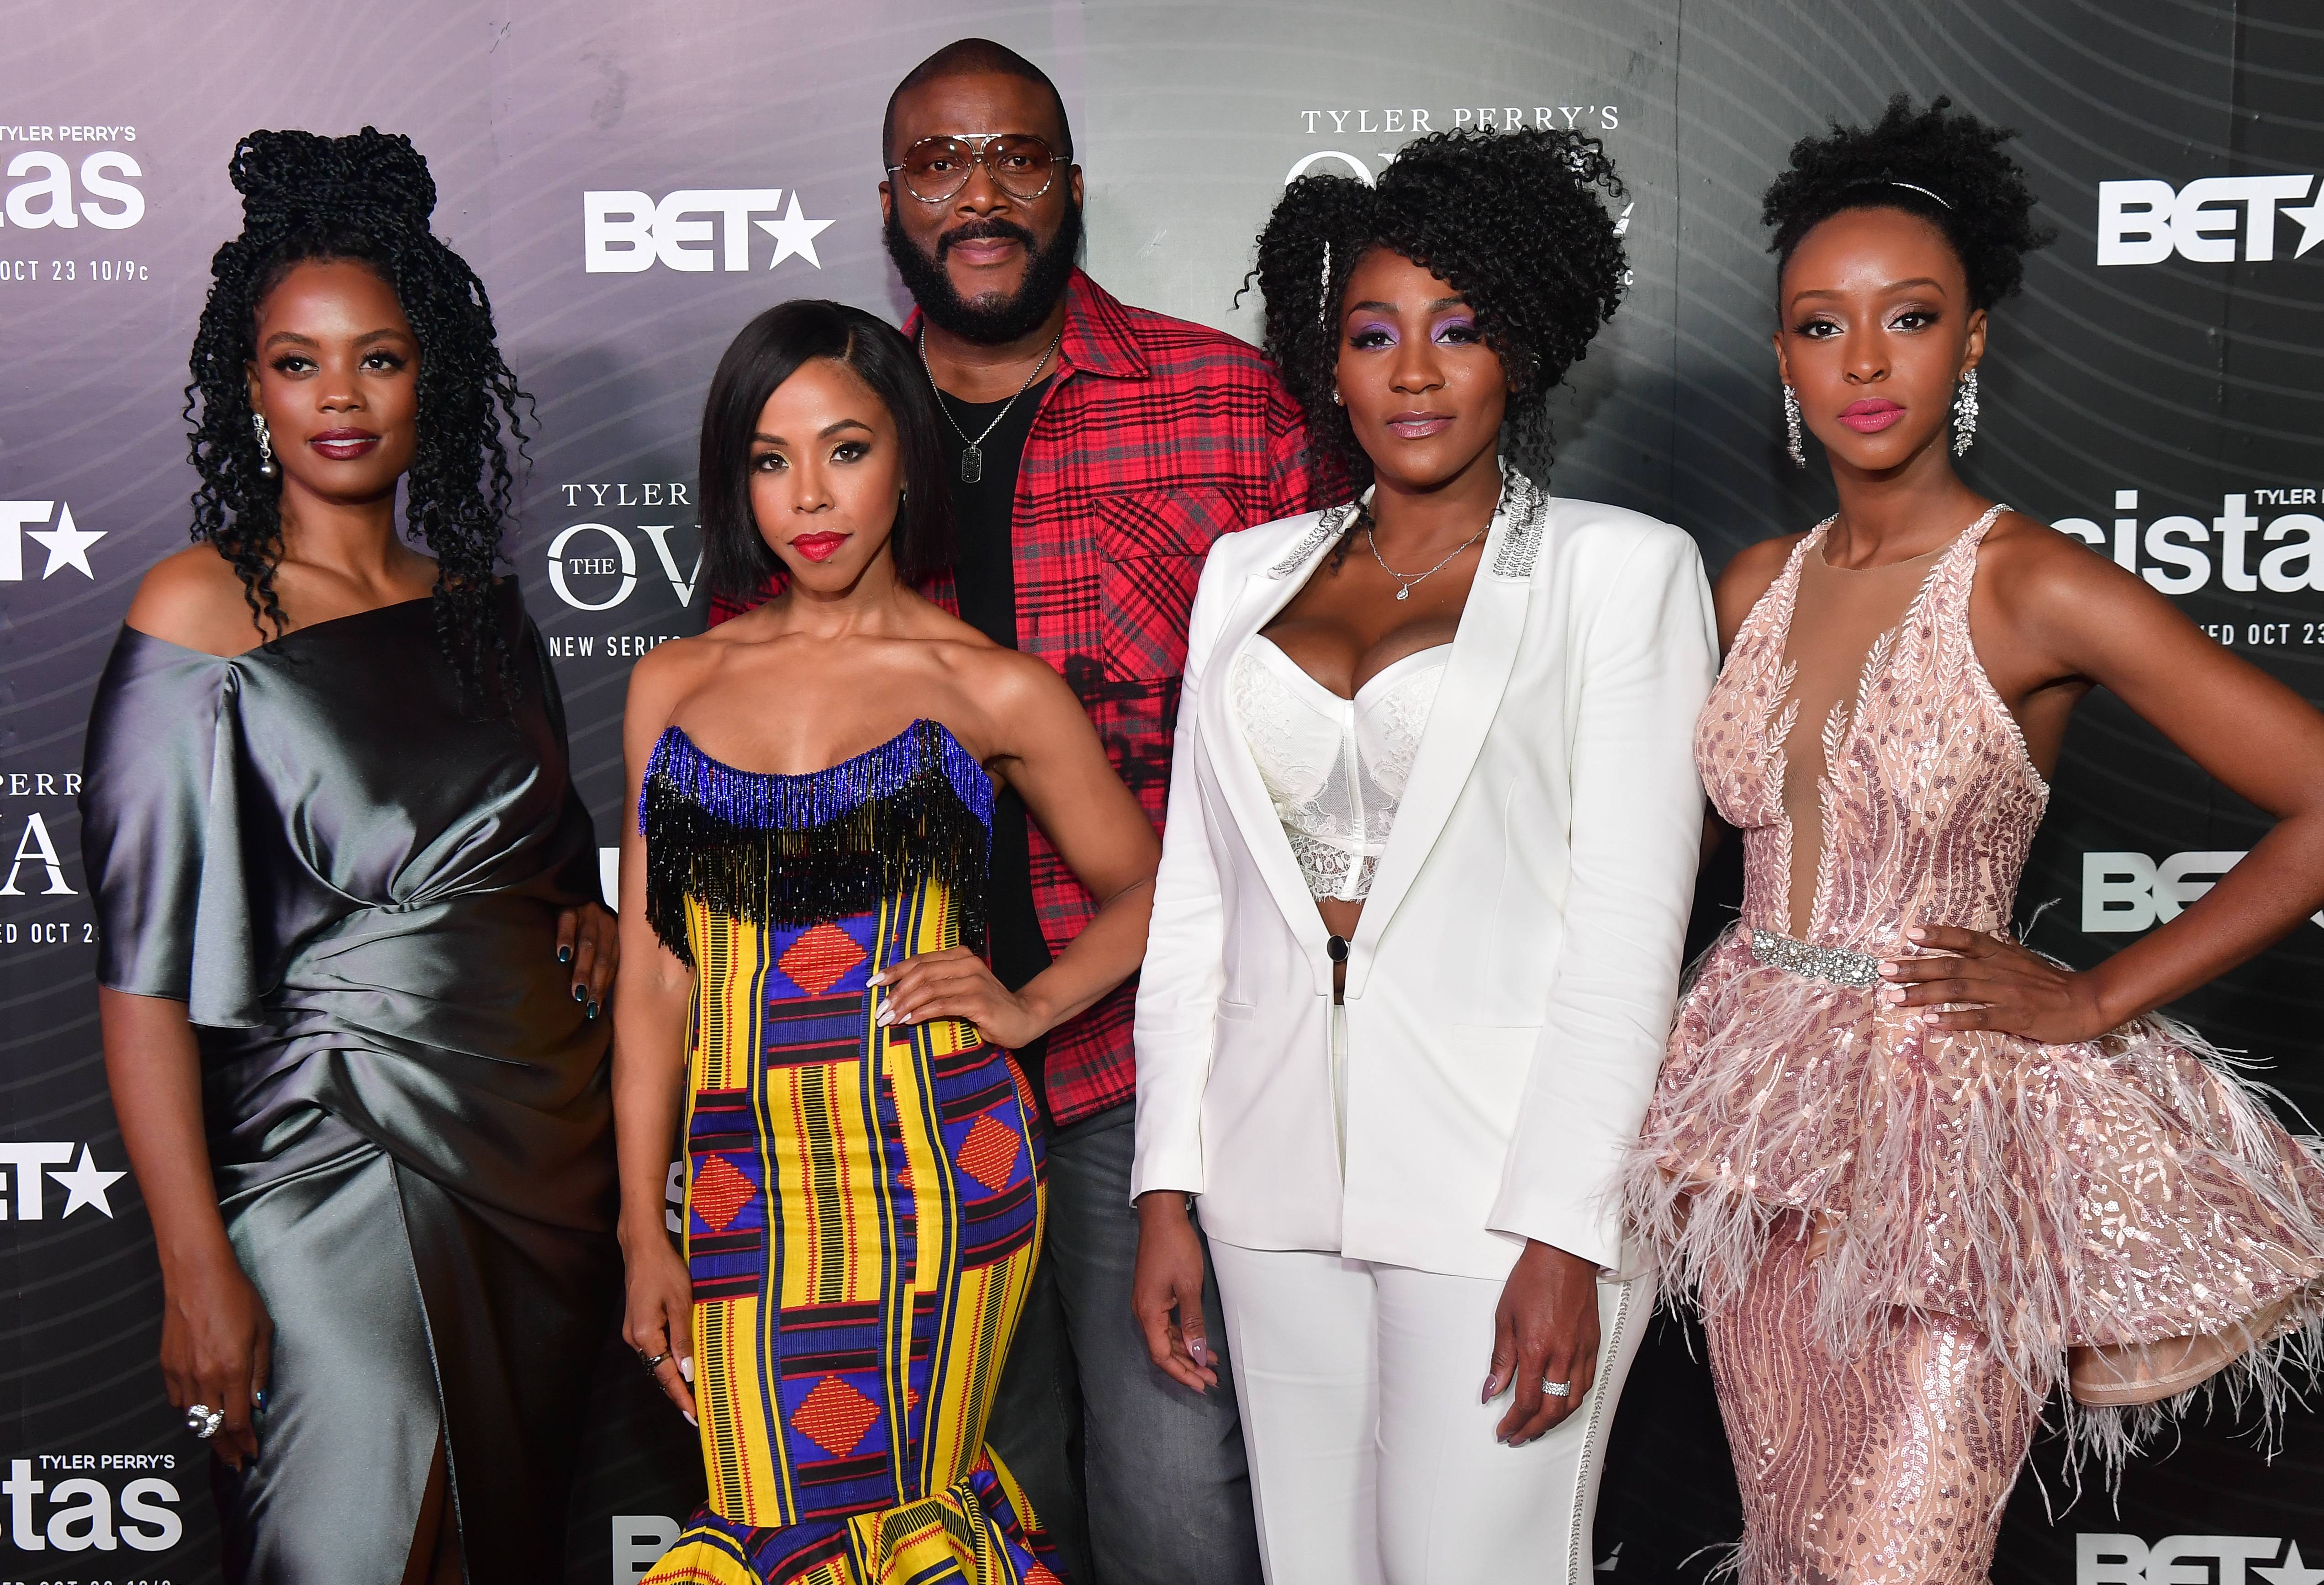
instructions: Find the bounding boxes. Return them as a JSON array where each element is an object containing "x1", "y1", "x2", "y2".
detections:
[
  {"x1": 920, "y1": 324, "x2": 1063, "y2": 485},
  {"x1": 1364, "y1": 515, "x2": 1489, "y2": 600}
]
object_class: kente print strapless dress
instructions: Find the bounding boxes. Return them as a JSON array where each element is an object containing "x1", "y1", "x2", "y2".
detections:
[
  {"x1": 1626, "y1": 508, "x2": 2324, "y2": 1582},
  {"x1": 638, "y1": 721, "x2": 1061, "y2": 1585}
]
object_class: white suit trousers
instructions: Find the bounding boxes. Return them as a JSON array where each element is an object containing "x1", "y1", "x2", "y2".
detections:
[{"x1": 1207, "y1": 1238, "x2": 1645, "y2": 1585}]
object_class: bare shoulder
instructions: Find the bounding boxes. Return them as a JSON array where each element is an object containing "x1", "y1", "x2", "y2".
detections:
[
  {"x1": 123, "y1": 544, "x2": 268, "y2": 656},
  {"x1": 623, "y1": 626, "x2": 726, "y2": 728},
  {"x1": 945, "y1": 637, "x2": 1072, "y2": 714},
  {"x1": 1711, "y1": 532, "x2": 1806, "y2": 645},
  {"x1": 1973, "y1": 509, "x2": 2153, "y2": 630}
]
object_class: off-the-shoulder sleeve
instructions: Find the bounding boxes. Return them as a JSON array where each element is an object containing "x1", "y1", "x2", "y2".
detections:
[{"x1": 79, "y1": 628, "x2": 264, "y2": 1025}]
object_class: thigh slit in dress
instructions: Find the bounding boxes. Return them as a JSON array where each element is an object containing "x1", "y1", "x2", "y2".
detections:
[{"x1": 80, "y1": 590, "x2": 619, "y2": 1585}]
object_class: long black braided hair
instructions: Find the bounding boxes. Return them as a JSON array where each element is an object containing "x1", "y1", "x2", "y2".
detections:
[
  {"x1": 1246, "y1": 127, "x2": 1629, "y2": 506},
  {"x1": 184, "y1": 127, "x2": 528, "y2": 704}
]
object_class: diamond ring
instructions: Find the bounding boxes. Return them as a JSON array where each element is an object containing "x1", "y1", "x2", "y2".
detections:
[
  {"x1": 1541, "y1": 1378, "x2": 1572, "y2": 1399},
  {"x1": 185, "y1": 1404, "x2": 225, "y2": 1439}
]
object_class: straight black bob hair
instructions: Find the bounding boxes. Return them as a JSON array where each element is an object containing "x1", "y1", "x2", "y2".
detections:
[{"x1": 699, "y1": 299, "x2": 952, "y2": 607}]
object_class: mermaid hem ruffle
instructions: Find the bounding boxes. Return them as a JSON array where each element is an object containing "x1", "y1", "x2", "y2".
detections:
[
  {"x1": 641, "y1": 1452, "x2": 1063, "y2": 1585},
  {"x1": 1624, "y1": 924, "x2": 2324, "y2": 1472}
]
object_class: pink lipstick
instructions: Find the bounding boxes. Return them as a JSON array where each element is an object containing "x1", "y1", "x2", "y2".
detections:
[
  {"x1": 1386, "y1": 410, "x2": 1454, "y2": 440},
  {"x1": 1837, "y1": 398, "x2": 1905, "y2": 434}
]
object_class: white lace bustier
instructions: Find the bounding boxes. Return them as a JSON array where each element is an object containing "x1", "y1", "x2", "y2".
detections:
[{"x1": 1232, "y1": 635, "x2": 1448, "y2": 901}]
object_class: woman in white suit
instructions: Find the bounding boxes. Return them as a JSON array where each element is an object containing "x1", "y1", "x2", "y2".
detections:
[{"x1": 1129, "y1": 129, "x2": 1716, "y2": 1582}]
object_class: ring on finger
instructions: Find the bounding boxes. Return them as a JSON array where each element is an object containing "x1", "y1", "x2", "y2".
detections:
[
  {"x1": 639, "y1": 1350, "x2": 669, "y2": 1373},
  {"x1": 1541, "y1": 1378, "x2": 1572, "y2": 1398},
  {"x1": 186, "y1": 1404, "x2": 226, "y2": 1439}
]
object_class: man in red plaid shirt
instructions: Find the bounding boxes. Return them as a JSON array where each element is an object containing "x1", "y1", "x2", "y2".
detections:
[{"x1": 707, "y1": 37, "x2": 1318, "y2": 1585}]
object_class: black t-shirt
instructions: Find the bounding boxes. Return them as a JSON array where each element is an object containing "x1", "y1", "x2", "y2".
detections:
[{"x1": 934, "y1": 376, "x2": 1056, "y2": 1113}]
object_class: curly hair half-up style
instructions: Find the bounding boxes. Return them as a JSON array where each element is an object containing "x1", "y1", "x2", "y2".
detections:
[
  {"x1": 1762, "y1": 95, "x2": 2055, "y2": 309},
  {"x1": 184, "y1": 127, "x2": 529, "y2": 705},
  {"x1": 1247, "y1": 126, "x2": 1628, "y2": 504}
]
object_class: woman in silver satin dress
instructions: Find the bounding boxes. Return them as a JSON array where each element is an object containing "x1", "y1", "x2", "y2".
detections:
[{"x1": 80, "y1": 128, "x2": 620, "y2": 1584}]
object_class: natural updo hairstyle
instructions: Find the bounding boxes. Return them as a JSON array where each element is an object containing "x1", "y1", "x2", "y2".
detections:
[
  {"x1": 185, "y1": 127, "x2": 528, "y2": 704},
  {"x1": 1248, "y1": 126, "x2": 1628, "y2": 500},
  {"x1": 697, "y1": 300, "x2": 954, "y2": 609},
  {"x1": 1763, "y1": 95, "x2": 2055, "y2": 308}
]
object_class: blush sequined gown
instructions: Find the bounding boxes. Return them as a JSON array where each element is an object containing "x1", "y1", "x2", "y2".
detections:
[{"x1": 1626, "y1": 507, "x2": 2324, "y2": 1584}]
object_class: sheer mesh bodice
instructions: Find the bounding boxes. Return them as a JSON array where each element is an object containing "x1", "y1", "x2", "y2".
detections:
[
  {"x1": 1710, "y1": 504, "x2": 2046, "y2": 949},
  {"x1": 1627, "y1": 507, "x2": 2324, "y2": 1579},
  {"x1": 1232, "y1": 635, "x2": 1448, "y2": 902}
]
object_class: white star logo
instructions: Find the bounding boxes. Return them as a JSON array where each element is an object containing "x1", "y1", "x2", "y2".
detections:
[
  {"x1": 2280, "y1": 187, "x2": 2324, "y2": 260},
  {"x1": 26, "y1": 502, "x2": 105, "y2": 578},
  {"x1": 2260, "y1": 1542, "x2": 2324, "y2": 1585},
  {"x1": 48, "y1": 1146, "x2": 126, "y2": 1219},
  {"x1": 755, "y1": 191, "x2": 833, "y2": 270}
]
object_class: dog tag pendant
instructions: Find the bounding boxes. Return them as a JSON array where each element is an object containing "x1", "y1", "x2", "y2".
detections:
[{"x1": 960, "y1": 444, "x2": 983, "y2": 484}]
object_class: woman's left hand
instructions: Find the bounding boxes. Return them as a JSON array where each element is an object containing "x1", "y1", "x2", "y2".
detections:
[
  {"x1": 1484, "y1": 1240, "x2": 1601, "y2": 1446},
  {"x1": 1878, "y1": 922, "x2": 2109, "y2": 1044},
  {"x1": 872, "y1": 947, "x2": 1044, "y2": 1050},
  {"x1": 556, "y1": 901, "x2": 619, "y2": 1021}
]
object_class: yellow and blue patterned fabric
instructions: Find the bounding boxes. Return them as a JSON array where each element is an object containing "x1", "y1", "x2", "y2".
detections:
[{"x1": 637, "y1": 721, "x2": 1061, "y2": 1585}]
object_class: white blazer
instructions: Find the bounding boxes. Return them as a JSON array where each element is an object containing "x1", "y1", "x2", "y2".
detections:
[{"x1": 1129, "y1": 475, "x2": 1717, "y2": 1279}]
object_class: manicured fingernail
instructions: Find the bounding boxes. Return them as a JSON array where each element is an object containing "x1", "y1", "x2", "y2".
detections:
[
  {"x1": 573, "y1": 983, "x2": 586, "y2": 1002},
  {"x1": 1884, "y1": 987, "x2": 1904, "y2": 1003},
  {"x1": 1482, "y1": 1376, "x2": 1497, "y2": 1404},
  {"x1": 866, "y1": 971, "x2": 884, "y2": 986},
  {"x1": 1878, "y1": 961, "x2": 1897, "y2": 976},
  {"x1": 876, "y1": 1008, "x2": 893, "y2": 1026},
  {"x1": 1188, "y1": 1337, "x2": 1209, "y2": 1368},
  {"x1": 680, "y1": 1357, "x2": 694, "y2": 1384},
  {"x1": 586, "y1": 1000, "x2": 600, "y2": 1021},
  {"x1": 558, "y1": 945, "x2": 573, "y2": 964},
  {"x1": 1908, "y1": 927, "x2": 1927, "y2": 941},
  {"x1": 684, "y1": 1411, "x2": 698, "y2": 1427}
]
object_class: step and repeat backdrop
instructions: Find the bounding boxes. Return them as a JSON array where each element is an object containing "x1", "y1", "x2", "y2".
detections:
[{"x1": 1, "y1": 0, "x2": 2317, "y2": 1580}]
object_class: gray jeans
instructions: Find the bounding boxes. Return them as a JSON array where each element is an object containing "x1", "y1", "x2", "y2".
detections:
[{"x1": 987, "y1": 1103, "x2": 1262, "y2": 1585}]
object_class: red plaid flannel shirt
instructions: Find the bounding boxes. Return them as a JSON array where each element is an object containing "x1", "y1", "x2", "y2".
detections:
[{"x1": 708, "y1": 270, "x2": 1320, "y2": 1124}]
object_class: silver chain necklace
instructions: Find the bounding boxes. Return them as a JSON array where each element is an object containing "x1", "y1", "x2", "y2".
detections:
[
  {"x1": 919, "y1": 325, "x2": 1062, "y2": 484},
  {"x1": 1364, "y1": 516, "x2": 1489, "y2": 600}
]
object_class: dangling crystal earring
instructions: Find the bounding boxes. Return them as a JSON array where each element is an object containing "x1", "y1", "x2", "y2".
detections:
[
  {"x1": 1781, "y1": 383, "x2": 1806, "y2": 469},
  {"x1": 1331, "y1": 388, "x2": 1344, "y2": 406},
  {"x1": 253, "y1": 412, "x2": 277, "y2": 477},
  {"x1": 1319, "y1": 240, "x2": 1332, "y2": 324},
  {"x1": 1951, "y1": 367, "x2": 1980, "y2": 456}
]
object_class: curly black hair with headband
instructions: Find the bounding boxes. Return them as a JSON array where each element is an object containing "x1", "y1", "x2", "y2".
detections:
[
  {"x1": 1247, "y1": 126, "x2": 1628, "y2": 501},
  {"x1": 184, "y1": 127, "x2": 528, "y2": 704},
  {"x1": 1762, "y1": 95, "x2": 2055, "y2": 308}
]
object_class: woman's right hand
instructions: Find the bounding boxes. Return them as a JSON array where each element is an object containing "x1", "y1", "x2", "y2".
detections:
[
  {"x1": 621, "y1": 1228, "x2": 698, "y2": 1426},
  {"x1": 160, "y1": 1249, "x2": 273, "y2": 1470},
  {"x1": 1131, "y1": 1192, "x2": 1217, "y2": 1393}
]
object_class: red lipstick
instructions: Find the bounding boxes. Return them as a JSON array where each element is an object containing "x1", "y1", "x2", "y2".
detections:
[
  {"x1": 308, "y1": 427, "x2": 382, "y2": 460},
  {"x1": 1837, "y1": 398, "x2": 1905, "y2": 434},
  {"x1": 791, "y1": 531, "x2": 849, "y2": 562}
]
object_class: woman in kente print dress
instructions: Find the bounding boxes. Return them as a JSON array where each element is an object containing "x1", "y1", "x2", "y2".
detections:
[
  {"x1": 1626, "y1": 99, "x2": 2324, "y2": 1584},
  {"x1": 613, "y1": 301, "x2": 1159, "y2": 1585}
]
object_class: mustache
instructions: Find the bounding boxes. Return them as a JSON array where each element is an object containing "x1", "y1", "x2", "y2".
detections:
[{"x1": 935, "y1": 218, "x2": 1041, "y2": 259}]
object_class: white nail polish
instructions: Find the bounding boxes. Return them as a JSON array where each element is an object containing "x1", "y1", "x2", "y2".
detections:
[
  {"x1": 679, "y1": 1357, "x2": 694, "y2": 1384},
  {"x1": 684, "y1": 1411, "x2": 698, "y2": 1427}
]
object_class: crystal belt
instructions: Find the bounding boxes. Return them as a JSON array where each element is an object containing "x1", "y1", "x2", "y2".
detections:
[{"x1": 1749, "y1": 928, "x2": 1880, "y2": 989}]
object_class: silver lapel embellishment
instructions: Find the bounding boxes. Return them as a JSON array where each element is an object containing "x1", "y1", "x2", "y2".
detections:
[
  {"x1": 1488, "y1": 470, "x2": 1547, "y2": 580},
  {"x1": 1268, "y1": 503, "x2": 1360, "y2": 578}
]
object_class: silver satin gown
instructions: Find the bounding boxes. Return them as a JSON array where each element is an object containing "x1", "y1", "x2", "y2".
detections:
[{"x1": 80, "y1": 587, "x2": 618, "y2": 1584}]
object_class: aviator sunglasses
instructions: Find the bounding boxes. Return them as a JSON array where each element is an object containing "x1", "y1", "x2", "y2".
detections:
[{"x1": 887, "y1": 133, "x2": 1069, "y2": 204}]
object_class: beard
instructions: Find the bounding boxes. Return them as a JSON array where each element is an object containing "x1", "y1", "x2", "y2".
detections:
[{"x1": 884, "y1": 197, "x2": 1083, "y2": 345}]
